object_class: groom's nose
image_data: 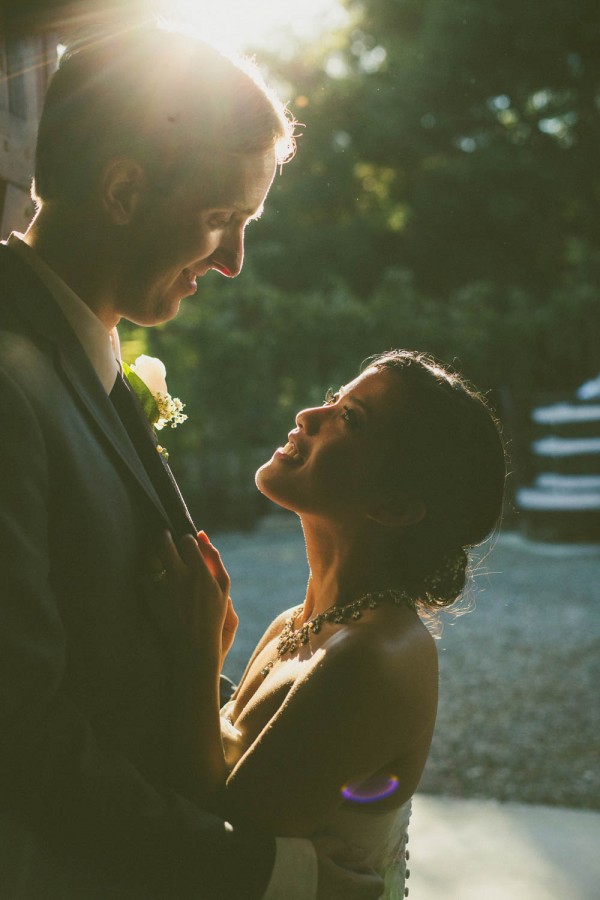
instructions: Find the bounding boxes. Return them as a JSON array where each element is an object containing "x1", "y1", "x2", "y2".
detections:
[{"x1": 218, "y1": 226, "x2": 245, "y2": 278}]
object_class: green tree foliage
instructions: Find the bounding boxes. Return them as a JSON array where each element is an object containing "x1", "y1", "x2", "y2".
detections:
[{"x1": 259, "y1": 0, "x2": 600, "y2": 297}]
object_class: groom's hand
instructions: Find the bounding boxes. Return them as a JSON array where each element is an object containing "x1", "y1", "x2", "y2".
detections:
[{"x1": 314, "y1": 837, "x2": 384, "y2": 899}]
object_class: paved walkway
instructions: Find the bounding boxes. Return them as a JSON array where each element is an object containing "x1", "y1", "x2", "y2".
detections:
[{"x1": 408, "y1": 795, "x2": 600, "y2": 899}]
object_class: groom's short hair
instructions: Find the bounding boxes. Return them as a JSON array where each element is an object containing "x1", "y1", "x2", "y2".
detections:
[{"x1": 33, "y1": 23, "x2": 294, "y2": 204}]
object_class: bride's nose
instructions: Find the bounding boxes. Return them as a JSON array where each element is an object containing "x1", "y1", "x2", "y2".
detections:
[{"x1": 295, "y1": 406, "x2": 322, "y2": 435}]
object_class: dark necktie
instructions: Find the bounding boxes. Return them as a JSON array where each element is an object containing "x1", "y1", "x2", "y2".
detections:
[{"x1": 109, "y1": 372, "x2": 196, "y2": 538}]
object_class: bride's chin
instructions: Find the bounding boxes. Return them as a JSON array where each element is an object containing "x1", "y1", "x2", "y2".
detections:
[
  {"x1": 255, "y1": 464, "x2": 297, "y2": 512},
  {"x1": 255, "y1": 459, "x2": 272, "y2": 490},
  {"x1": 255, "y1": 461, "x2": 278, "y2": 498}
]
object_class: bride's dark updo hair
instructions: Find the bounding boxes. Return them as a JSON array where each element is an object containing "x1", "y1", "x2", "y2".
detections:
[{"x1": 366, "y1": 350, "x2": 506, "y2": 610}]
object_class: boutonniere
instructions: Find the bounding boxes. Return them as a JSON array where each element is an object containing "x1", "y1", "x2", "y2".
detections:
[{"x1": 123, "y1": 355, "x2": 187, "y2": 460}]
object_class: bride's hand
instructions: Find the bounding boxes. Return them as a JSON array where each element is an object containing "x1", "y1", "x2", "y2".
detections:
[
  {"x1": 148, "y1": 530, "x2": 233, "y2": 667},
  {"x1": 197, "y1": 531, "x2": 239, "y2": 663},
  {"x1": 148, "y1": 532, "x2": 232, "y2": 798}
]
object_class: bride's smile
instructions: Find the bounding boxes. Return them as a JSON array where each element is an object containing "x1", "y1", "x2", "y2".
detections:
[{"x1": 274, "y1": 432, "x2": 305, "y2": 463}]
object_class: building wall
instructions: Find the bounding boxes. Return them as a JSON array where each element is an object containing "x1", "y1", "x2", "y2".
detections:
[
  {"x1": 0, "y1": 13, "x2": 59, "y2": 236},
  {"x1": 0, "y1": 2, "x2": 161, "y2": 237}
]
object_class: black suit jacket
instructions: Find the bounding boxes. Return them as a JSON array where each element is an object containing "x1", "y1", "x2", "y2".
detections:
[{"x1": 0, "y1": 244, "x2": 275, "y2": 899}]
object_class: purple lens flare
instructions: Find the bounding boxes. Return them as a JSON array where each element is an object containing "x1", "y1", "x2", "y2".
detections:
[{"x1": 341, "y1": 775, "x2": 399, "y2": 803}]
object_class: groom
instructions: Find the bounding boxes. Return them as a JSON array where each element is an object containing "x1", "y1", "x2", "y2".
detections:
[{"x1": 0, "y1": 24, "x2": 382, "y2": 900}]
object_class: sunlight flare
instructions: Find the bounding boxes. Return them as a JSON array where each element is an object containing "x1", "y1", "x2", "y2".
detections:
[{"x1": 159, "y1": 0, "x2": 348, "y2": 54}]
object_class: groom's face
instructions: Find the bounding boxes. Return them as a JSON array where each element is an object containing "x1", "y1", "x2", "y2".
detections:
[{"x1": 113, "y1": 148, "x2": 277, "y2": 326}]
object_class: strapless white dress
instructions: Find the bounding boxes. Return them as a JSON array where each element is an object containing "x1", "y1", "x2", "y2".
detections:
[{"x1": 221, "y1": 702, "x2": 411, "y2": 899}]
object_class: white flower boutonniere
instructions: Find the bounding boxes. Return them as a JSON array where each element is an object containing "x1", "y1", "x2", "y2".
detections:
[{"x1": 123, "y1": 355, "x2": 187, "y2": 459}]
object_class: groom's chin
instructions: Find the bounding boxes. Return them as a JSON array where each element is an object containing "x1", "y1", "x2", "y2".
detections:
[{"x1": 124, "y1": 301, "x2": 181, "y2": 328}]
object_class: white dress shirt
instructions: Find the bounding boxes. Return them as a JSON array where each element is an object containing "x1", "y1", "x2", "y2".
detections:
[
  {"x1": 7, "y1": 232, "x2": 120, "y2": 392},
  {"x1": 6, "y1": 231, "x2": 318, "y2": 900}
]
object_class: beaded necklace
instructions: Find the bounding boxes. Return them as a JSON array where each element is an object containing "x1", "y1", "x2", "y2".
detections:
[{"x1": 260, "y1": 588, "x2": 417, "y2": 678}]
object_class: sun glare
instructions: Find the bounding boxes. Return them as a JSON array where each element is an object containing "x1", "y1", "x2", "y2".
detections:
[{"x1": 160, "y1": 0, "x2": 348, "y2": 55}]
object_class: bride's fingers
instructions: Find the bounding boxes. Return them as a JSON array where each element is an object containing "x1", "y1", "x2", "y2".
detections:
[
  {"x1": 150, "y1": 532, "x2": 212, "y2": 595},
  {"x1": 177, "y1": 533, "x2": 205, "y2": 569},
  {"x1": 223, "y1": 596, "x2": 239, "y2": 633},
  {"x1": 176, "y1": 534, "x2": 232, "y2": 625},
  {"x1": 196, "y1": 531, "x2": 231, "y2": 592}
]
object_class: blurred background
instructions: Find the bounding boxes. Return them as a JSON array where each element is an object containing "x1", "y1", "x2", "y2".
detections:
[{"x1": 1, "y1": 0, "x2": 599, "y2": 869}]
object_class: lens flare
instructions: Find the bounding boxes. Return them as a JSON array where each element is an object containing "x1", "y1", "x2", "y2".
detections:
[{"x1": 341, "y1": 775, "x2": 399, "y2": 804}]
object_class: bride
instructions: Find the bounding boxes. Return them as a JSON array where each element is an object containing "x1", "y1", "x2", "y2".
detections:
[{"x1": 150, "y1": 350, "x2": 506, "y2": 897}]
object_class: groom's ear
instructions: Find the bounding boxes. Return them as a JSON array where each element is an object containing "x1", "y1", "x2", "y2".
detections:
[
  {"x1": 366, "y1": 492, "x2": 426, "y2": 529},
  {"x1": 101, "y1": 158, "x2": 146, "y2": 225}
]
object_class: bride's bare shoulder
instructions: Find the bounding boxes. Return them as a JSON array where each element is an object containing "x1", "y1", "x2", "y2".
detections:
[{"x1": 319, "y1": 610, "x2": 438, "y2": 712}]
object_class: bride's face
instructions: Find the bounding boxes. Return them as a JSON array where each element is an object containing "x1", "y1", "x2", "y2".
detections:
[{"x1": 256, "y1": 367, "x2": 406, "y2": 520}]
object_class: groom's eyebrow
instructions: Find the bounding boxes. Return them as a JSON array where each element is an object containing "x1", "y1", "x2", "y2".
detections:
[{"x1": 234, "y1": 202, "x2": 265, "y2": 221}]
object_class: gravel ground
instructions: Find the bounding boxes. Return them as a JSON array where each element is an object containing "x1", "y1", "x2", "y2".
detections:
[{"x1": 216, "y1": 514, "x2": 600, "y2": 811}]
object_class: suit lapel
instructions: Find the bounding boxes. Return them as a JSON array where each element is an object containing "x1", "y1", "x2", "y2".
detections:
[
  {"x1": 0, "y1": 244, "x2": 175, "y2": 530},
  {"x1": 58, "y1": 341, "x2": 176, "y2": 527},
  {"x1": 109, "y1": 373, "x2": 196, "y2": 536}
]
